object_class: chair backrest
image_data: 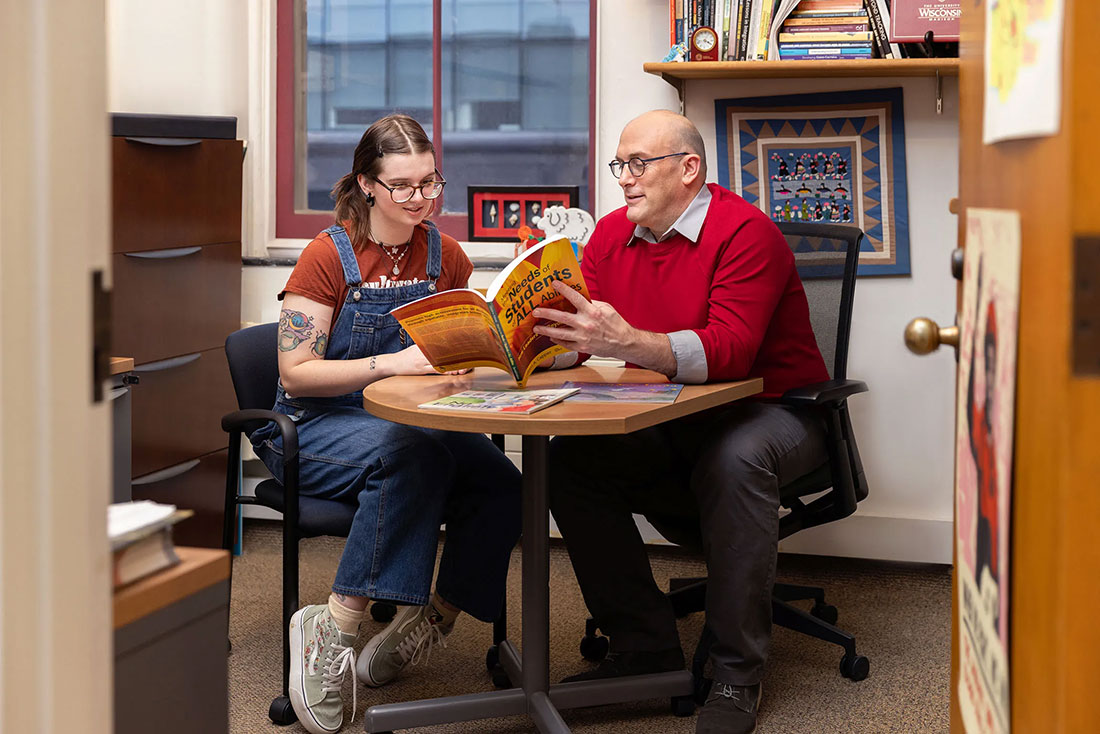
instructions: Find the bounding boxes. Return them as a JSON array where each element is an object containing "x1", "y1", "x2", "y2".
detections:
[
  {"x1": 225, "y1": 322, "x2": 280, "y2": 414},
  {"x1": 774, "y1": 222, "x2": 863, "y2": 381}
]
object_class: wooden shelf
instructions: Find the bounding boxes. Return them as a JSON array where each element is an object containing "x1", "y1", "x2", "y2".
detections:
[{"x1": 644, "y1": 58, "x2": 959, "y2": 81}]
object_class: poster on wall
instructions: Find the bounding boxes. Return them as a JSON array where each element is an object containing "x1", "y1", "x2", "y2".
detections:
[
  {"x1": 714, "y1": 87, "x2": 910, "y2": 277},
  {"x1": 983, "y1": 0, "x2": 1066, "y2": 144},
  {"x1": 955, "y1": 208, "x2": 1022, "y2": 734}
]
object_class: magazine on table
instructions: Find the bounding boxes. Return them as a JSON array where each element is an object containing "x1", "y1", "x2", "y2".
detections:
[
  {"x1": 561, "y1": 382, "x2": 684, "y2": 404},
  {"x1": 417, "y1": 387, "x2": 580, "y2": 415}
]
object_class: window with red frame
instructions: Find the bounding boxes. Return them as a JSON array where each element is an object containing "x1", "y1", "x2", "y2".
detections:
[{"x1": 277, "y1": 0, "x2": 594, "y2": 241}]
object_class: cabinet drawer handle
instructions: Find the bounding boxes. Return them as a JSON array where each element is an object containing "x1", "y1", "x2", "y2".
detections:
[
  {"x1": 124, "y1": 136, "x2": 202, "y2": 147},
  {"x1": 134, "y1": 352, "x2": 202, "y2": 373},
  {"x1": 123, "y1": 246, "x2": 202, "y2": 260},
  {"x1": 131, "y1": 459, "x2": 201, "y2": 486}
]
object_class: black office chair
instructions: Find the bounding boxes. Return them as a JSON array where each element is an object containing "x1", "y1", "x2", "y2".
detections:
[
  {"x1": 221, "y1": 323, "x2": 509, "y2": 726},
  {"x1": 579, "y1": 222, "x2": 871, "y2": 700}
]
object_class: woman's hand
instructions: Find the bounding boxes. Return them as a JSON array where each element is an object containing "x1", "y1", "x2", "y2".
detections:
[
  {"x1": 389, "y1": 345, "x2": 439, "y2": 375},
  {"x1": 388, "y1": 345, "x2": 470, "y2": 376}
]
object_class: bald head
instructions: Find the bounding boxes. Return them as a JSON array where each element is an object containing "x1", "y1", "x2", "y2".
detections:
[
  {"x1": 614, "y1": 110, "x2": 709, "y2": 234},
  {"x1": 622, "y1": 110, "x2": 707, "y2": 180}
]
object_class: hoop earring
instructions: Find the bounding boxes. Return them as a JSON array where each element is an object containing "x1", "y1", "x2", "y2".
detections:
[{"x1": 364, "y1": 190, "x2": 375, "y2": 207}]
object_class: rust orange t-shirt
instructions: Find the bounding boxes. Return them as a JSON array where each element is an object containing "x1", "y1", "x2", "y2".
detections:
[{"x1": 281, "y1": 222, "x2": 473, "y2": 324}]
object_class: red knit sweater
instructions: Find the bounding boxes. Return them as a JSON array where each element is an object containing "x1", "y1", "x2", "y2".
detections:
[{"x1": 581, "y1": 184, "x2": 829, "y2": 398}]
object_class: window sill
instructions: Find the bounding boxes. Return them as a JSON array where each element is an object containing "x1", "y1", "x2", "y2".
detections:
[{"x1": 262, "y1": 238, "x2": 517, "y2": 269}]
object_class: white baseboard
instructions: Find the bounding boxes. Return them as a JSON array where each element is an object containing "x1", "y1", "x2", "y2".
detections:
[
  {"x1": 551, "y1": 513, "x2": 951, "y2": 564},
  {"x1": 776, "y1": 514, "x2": 953, "y2": 565},
  {"x1": 241, "y1": 453, "x2": 953, "y2": 565}
]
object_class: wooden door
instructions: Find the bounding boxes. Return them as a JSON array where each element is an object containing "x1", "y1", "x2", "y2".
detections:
[
  {"x1": 948, "y1": 1, "x2": 1100, "y2": 731},
  {"x1": 0, "y1": 1, "x2": 112, "y2": 732}
]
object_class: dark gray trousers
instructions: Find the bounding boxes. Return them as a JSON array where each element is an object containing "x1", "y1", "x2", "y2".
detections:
[{"x1": 548, "y1": 401, "x2": 827, "y2": 686}]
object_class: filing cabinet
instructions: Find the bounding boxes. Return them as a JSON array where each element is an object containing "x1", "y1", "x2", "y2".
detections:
[{"x1": 111, "y1": 113, "x2": 242, "y2": 548}]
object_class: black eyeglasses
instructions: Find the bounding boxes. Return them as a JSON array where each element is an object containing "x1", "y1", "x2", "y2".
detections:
[
  {"x1": 608, "y1": 152, "x2": 689, "y2": 178},
  {"x1": 372, "y1": 173, "x2": 447, "y2": 203}
]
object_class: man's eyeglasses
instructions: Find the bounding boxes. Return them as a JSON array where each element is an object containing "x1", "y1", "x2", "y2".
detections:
[
  {"x1": 373, "y1": 174, "x2": 447, "y2": 203},
  {"x1": 608, "y1": 152, "x2": 689, "y2": 178}
]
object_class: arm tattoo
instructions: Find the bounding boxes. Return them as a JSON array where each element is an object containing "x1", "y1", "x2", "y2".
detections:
[
  {"x1": 369, "y1": 356, "x2": 377, "y2": 371},
  {"x1": 310, "y1": 332, "x2": 328, "y2": 358},
  {"x1": 278, "y1": 309, "x2": 315, "y2": 352}
]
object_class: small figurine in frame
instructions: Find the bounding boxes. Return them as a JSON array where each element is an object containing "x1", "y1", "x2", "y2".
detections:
[{"x1": 525, "y1": 201, "x2": 542, "y2": 227}]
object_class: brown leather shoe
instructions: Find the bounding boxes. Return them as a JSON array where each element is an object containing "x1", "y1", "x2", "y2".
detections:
[{"x1": 696, "y1": 681, "x2": 761, "y2": 734}]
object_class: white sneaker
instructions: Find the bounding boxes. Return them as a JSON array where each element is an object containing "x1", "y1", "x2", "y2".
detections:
[
  {"x1": 288, "y1": 604, "x2": 357, "y2": 734},
  {"x1": 356, "y1": 602, "x2": 453, "y2": 687}
]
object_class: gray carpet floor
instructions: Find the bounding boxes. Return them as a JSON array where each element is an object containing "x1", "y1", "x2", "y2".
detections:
[{"x1": 229, "y1": 522, "x2": 950, "y2": 733}]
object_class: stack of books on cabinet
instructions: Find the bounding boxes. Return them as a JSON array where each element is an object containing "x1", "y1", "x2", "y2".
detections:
[{"x1": 109, "y1": 500, "x2": 192, "y2": 589}]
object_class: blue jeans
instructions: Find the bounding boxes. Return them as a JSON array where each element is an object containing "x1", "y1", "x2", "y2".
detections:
[{"x1": 253, "y1": 407, "x2": 521, "y2": 622}]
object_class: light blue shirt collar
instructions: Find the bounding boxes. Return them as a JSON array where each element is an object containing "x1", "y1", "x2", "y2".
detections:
[{"x1": 631, "y1": 184, "x2": 712, "y2": 245}]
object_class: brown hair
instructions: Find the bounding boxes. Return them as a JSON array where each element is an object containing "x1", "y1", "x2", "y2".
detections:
[{"x1": 330, "y1": 114, "x2": 435, "y2": 246}]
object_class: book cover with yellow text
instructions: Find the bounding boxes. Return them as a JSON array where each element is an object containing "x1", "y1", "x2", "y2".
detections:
[{"x1": 391, "y1": 237, "x2": 588, "y2": 387}]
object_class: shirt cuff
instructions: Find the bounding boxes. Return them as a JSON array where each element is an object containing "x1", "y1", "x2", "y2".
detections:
[
  {"x1": 550, "y1": 351, "x2": 580, "y2": 370},
  {"x1": 668, "y1": 330, "x2": 708, "y2": 384}
]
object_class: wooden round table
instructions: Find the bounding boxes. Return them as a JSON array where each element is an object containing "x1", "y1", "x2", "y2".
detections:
[{"x1": 362, "y1": 364, "x2": 762, "y2": 733}]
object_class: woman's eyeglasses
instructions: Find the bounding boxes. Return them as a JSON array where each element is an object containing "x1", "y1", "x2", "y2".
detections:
[{"x1": 372, "y1": 174, "x2": 447, "y2": 203}]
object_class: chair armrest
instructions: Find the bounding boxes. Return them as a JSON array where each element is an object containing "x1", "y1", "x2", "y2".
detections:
[
  {"x1": 780, "y1": 379, "x2": 868, "y2": 407},
  {"x1": 221, "y1": 409, "x2": 298, "y2": 464}
]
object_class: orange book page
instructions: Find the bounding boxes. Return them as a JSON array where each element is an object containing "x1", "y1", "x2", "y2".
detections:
[
  {"x1": 487, "y1": 237, "x2": 590, "y2": 386},
  {"x1": 391, "y1": 289, "x2": 512, "y2": 374}
]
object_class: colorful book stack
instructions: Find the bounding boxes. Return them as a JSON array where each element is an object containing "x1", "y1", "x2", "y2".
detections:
[
  {"x1": 665, "y1": 0, "x2": 945, "y2": 63},
  {"x1": 778, "y1": 0, "x2": 873, "y2": 60},
  {"x1": 668, "y1": 1, "x2": 784, "y2": 62}
]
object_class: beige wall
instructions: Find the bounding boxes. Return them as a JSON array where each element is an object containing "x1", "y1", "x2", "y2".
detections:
[{"x1": 107, "y1": 0, "x2": 249, "y2": 120}]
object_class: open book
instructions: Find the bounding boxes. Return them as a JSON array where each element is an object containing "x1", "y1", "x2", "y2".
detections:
[{"x1": 391, "y1": 237, "x2": 589, "y2": 387}]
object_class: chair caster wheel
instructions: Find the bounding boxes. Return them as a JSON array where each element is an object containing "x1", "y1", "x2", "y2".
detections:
[
  {"x1": 811, "y1": 602, "x2": 839, "y2": 625},
  {"x1": 485, "y1": 644, "x2": 499, "y2": 671},
  {"x1": 370, "y1": 602, "x2": 397, "y2": 623},
  {"x1": 840, "y1": 653, "x2": 870, "y2": 681},
  {"x1": 671, "y1": 695, "x2": 695, "y2": 717},
  {"x1": 268, "y1": 695, "x2": 297, "y2": 725},
  {"x1": 491, "y1": 665, "x2": 512, "y2": 689},
  {"x1": 579, "y1": 633, "x2": 609, "y2": 662}
]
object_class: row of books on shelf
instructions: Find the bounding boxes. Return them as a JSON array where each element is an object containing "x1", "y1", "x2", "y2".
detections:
[{"x1": 668, "y1": 0, "x2": 959, "y2": 62}]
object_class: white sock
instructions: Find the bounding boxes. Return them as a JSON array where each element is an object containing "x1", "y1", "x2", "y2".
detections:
[{"x1": 327, "y1": 593, "x2": 365, "y2": 637}]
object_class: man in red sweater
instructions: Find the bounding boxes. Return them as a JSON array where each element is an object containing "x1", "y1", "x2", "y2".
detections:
[{"x1": 532, "y1": 110, "x2": 830, "y2": 734}]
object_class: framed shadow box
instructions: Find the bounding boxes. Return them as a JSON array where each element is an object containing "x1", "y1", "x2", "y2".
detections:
[{"x1": 466, "y1": 185, "x2": 579, "y2": 242}]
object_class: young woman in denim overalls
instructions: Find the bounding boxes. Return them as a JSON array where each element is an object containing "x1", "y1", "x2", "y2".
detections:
[{"x1": 250, "y1": 115, "x2": 521, "y2": 734}]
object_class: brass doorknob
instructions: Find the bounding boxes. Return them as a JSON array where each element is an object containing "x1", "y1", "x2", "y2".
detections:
[{"x1": 904, "y1": 317, "x2": 959, "y2": 355}]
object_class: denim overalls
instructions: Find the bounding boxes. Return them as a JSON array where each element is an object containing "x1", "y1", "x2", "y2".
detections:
[{"x1": 252, "y1": 223, "x2": 521, "y2": 621}]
